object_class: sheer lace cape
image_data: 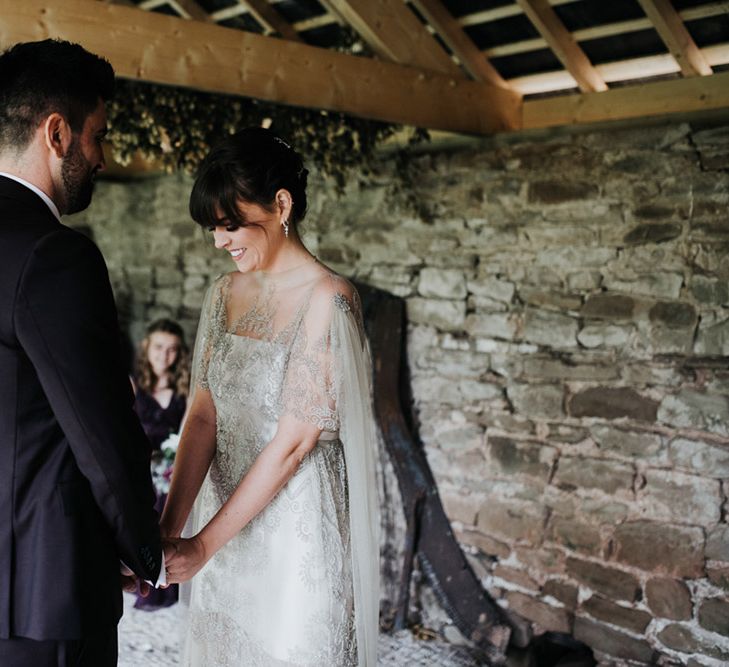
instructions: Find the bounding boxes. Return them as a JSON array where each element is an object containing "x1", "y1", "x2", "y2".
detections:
[{"x1": 186, "y1": 263, "x2": 379, "y2": 666}]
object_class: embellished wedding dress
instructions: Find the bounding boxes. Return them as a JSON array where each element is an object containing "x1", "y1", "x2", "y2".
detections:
[{"x1": 181, "y1": 262, "x2": 379, "y2": 667}]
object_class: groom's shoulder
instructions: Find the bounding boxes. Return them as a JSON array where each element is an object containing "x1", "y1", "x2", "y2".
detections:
[{"x1": 29, "y1": 225, "x2": 104, "y2": 271}]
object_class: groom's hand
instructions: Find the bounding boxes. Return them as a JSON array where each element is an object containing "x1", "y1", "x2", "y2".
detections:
[{"x1": 119, "y1": 562, "x2": 150, "y2": 596}]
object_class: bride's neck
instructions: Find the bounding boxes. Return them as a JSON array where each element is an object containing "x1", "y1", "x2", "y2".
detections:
[{"x1": 261, "y1": 238, "x2": 315, "y2": 275}]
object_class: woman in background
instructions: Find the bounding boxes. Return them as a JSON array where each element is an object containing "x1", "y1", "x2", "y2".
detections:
[{"x1": 133, "y1": 318, "x2": 190, "y2": 610}]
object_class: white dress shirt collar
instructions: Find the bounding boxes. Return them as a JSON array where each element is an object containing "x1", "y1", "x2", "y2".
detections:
[{"x1": 0, "y1": 172, "x2": 62, "y2": 222}]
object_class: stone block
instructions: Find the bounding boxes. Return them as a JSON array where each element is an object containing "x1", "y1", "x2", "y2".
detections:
[
  {"x1": 528, "y1": 180, "x2": 599, "y2": 204},
  {"x1": 695, "y1": 317, "x2": 729, "y2": 356},
  {"x1": 638, "y1": 469, "x2": 721, "y2": 526},
  {"x1": 154, "y1": 286, "x2": 182, "y2": 309},
  {"x1": 435, "y1": 424, "x2": 484, "y2": 452},
  {"x1": 669, "y1": 437, "x2": 729, "y2": 477},
  {"x1": 507, "y1": 383, "x2": 564, "y2": 420},
  {"x1": 514, "y1": 546, "x2": 566, "y2": 576},
  {"x1": 522, "y1": 357, "x2": 618, "y2": 381},
  {"x1": 658, "y1": 389, "x2": 729, "y2": 437},
  {"x1": 519, "y1": 288, "x2": 582, "y2": 312},
  {"x1": 658, "y1": 624, "x2": 729, "y2": 661},
  {"x1": 407, "y1": 297, "x2": 466, "y2": 332},
  {"x1": 486, "y1": 437, "x2": 557, "y2": 480},
  {"x1": 567, "y1": 271, "x2": 602, "y2": 291},
  {"x1": 522, "y1": 309, "x2": 579, "y2": 348},
  {"x1": 645, "y1": 578, "x2": 692, "y2": 620},
  {"x1": 566, "y1": 557, "x2": 641, "y2": 602},
  {"x1": 577, "y1": 324, "x2": 632, "y2": 348},
  {"x1": 605, "y1": 273, "x2": 684, "y2": 300},
  {"x1": 441, "y1": 492, "x2": 480, "y2": 525},
  {"x1": 579, "y1": 498, "x2": 629, "y2": 524},
  {"x1": 411, "y1": 374, "x2": 463, "y2": 404},
  {"x1": 465, "y1": 312, "x2": 519, "y2": 340},
  {"x1": 535, "y1": 246, "x2": 616, "y2": 268},
  {"x1": 467, "y1": 276, "x2": 515, "y2": 303},
  {"x1": 458, "y1": 380, "x2": 503, "y2": 402},
  {"x1": 456, "y1": 528, "x2": 511, "y2": 559},
  {"x1": 554, "y1": 457, "x2": 633, "y2": 495},
  {"x1": 706, "y1": 524, "x2": 729, "y2": 561},
  {"x1": 691, "y1": 275, "x2": 729, "y2": 306},
  {"x1": 581, "y1": 595, "x2": 652, "y2": 633},
  {"x1": 568, "y1": 386, "x2": 658, "y2": 422},
  {"x1": 649, "y1": 301, "x2": 698, "y2": 332},
  {"x1": 708, "y1": 564, "x2": 729, "y2": 591},
  {"x1": 699, "y1": 598, "x2": 729, "y2": 636},
  {"x1": 590, "y1": 425, "x2": 664, "y2": 458},
  {"x1": 476, "y1": 499, "x2": 546, "y2": 545},
  {"x1": 417, "y1": 268, "x2": 467, "y2": 299},
  {"x1": 493, "y1": 565, "x2": 539, "y2": 591},
  {"x1": 542, "y1": 580, "x2": 578, "y2": 610},
  {"x1": 574, "y1": 617, "x2": 657, "y2": 662},
  {"x1": 613, "y1": 521, "x2": 705, "y2": 578},
  {"x1": 581, "y1": 294, "x2": 635, "y2": 320},
  {"x1": 547, "y1": 516, "x2": 603, "y2": 556},
  {"x1": 506, "y1": 591, "x2": 572, "y2": 633},
  {"x1": 623, "y1": 223, "x2": 682, "y2": 245}
]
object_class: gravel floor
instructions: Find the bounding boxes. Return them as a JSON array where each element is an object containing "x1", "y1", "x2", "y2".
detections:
[{"x1": 118, "y1": 594, "x2": 486, "y2": 666}]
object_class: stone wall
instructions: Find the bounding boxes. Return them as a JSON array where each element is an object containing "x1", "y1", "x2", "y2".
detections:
[{"x1": 71, "y1": 119, "x2": 729, "y2": 665}]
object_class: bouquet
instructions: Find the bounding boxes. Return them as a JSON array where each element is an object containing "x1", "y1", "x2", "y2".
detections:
[{"x1": 151, "y1": 432, "x2": 180, "y2": 495}]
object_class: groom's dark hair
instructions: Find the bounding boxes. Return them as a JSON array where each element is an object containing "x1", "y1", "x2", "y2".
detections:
[{"x1": 0, "y1": 39, "x2": 114, "y2": 151}]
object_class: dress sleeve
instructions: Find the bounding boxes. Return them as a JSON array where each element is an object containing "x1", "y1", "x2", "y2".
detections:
[
  {"x1": 281, "y1": 277, "x2": 380, "y2": 666},
  {"x1": 191, "y1": 274, "x2": 228, "y2": 393}
]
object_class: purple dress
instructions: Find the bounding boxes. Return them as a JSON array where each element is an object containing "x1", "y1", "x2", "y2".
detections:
[{"x1": 133, "y1": 388, "x2": 186, "y2": 610}]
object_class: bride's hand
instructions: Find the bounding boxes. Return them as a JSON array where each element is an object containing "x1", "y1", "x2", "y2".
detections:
[{"x1": 163, "y1": 535, "x2": 208, "y2": 584}]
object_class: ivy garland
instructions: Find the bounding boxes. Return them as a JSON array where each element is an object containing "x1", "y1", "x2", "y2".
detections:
[{"x1": 107, "y1": 78, "x2": 427, "y2": 186}]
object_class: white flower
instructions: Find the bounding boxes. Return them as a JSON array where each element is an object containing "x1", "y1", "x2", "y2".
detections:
[{"x1": 160, "y1": 432, "x2": 180, "y2": 456}]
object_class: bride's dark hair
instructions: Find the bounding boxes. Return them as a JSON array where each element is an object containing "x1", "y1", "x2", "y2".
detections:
[{"x1": 189, "y1": 126, "x2": 309, "y2": 231}]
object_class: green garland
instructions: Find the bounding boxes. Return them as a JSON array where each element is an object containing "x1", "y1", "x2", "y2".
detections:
[{"x1": 107, "y1": 78, "x2": 424, "y2": 185}]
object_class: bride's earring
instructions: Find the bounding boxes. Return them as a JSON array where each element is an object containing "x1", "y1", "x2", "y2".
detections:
[{"x1": 279, "y1": 195, "x2": 291, "y2": 238}]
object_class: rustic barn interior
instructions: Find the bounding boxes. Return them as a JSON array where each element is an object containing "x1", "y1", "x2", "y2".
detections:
[{"x1": 2, "y1": 0, "x2": 729, "y2": 664}]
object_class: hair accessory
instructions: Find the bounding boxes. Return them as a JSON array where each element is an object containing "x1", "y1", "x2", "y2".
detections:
[{"x1": 274, "y1": 136, "x2": 291, "y2": 150}]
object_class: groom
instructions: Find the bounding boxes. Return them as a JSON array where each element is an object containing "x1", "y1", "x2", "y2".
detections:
[{"x1": 0, "y1": 40, "x2": 164, "y2": 666}]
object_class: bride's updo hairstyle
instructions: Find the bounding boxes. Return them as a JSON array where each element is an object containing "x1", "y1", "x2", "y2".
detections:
[{"x1": 189, "y1": 126, "x2": 309, "y2": 233}]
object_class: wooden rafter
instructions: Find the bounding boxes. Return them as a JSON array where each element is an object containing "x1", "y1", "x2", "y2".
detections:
[
  {"x1": 515, "y1": 0, "x2": 607, "y2": 93},
  {"x1": 239, "y1": 1, "x2": 303, "y2": 42},
  {"x1": 636, "y1": 0, "x2": 712, "y2": 77},
  {"x1": 138, "y1": 0, "x2": 211, "y2": 21},
  {"x1": 523, "y1": 69, "x2": 729, "y2": 129},
  {"x1": 410, "y1": 0, "x2": 510, "y2": 89},
  {"x1": 0, "y1": 0, "x2": 519, "y2": 134},
  {"x1": 319, "y1": 0, "x2": 463, "y2": 77}
]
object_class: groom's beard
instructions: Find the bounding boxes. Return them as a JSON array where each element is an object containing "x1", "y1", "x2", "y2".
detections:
[{"x1": 62, "y1": 140, "x2": 97, "y2": 215}]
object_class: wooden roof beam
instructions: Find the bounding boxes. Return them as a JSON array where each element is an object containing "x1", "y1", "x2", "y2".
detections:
[
  {"x1": 238, "y1": 1, "x2": 303, "y2": 42},
  {"x1": 523, "y1": 69, "x2": 729, "y2": 129},
  {"x1": 636, "y1": 0, "x2": 712, "y2": 77},
  {"x1": 0, "y1": 0, "x2": 519, "y2": 135},
  {"x1": 410, "y1": 0, "x2": 510, "y2": 89},
  {"x1": 319, "y1": 0, "x2": 463, "y2": 77},
  {"x1": 138, "y1": 0, "x2": 212, "y2": 22},
  {"x1": 515, "y1": 0, "x2": 607, "y2": 92}
]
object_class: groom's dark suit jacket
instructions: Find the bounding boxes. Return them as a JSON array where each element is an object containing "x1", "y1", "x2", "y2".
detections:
[{"x1": 0, "y1": 175, "x2": 162, "y2": 640}]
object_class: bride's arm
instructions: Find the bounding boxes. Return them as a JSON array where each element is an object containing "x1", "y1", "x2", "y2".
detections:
[
  {"x1": 164, "y1": 414, "x2": 321, "y2": 582},
  {"x1": 159, "y1": 387, "x2": 217, "y2": 538}
]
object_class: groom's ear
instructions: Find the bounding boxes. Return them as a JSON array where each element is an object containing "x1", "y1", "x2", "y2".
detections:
[{"x1": 43, "y1": 113, "x2": 73, "y2": 159}]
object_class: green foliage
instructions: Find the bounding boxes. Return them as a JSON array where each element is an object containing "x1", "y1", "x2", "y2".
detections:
[{"x1": 107, "y1": 79, "x2": 421, "y2": 185}]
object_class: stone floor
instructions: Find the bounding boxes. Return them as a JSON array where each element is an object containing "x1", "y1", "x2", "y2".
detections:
[{"x1": 118, "y1": 594, "x2": 487, "y2": 666}]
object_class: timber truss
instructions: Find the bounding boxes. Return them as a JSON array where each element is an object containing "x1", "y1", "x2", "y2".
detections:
[{"x1": 0, "y1": 0, "x2": 728, "y2": 135}]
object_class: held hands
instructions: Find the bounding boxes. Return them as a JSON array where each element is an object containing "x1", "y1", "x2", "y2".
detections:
[
  {"x1": 119, "y1": 562, "x2": 150, "y2": 597},
  {"x1": 162, "y1": 535, "x2": 209, "y2": 584}
]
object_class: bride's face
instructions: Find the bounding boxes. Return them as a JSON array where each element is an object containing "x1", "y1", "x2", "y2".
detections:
[{"x1": 210, "y1": 199, "x2": 281, "y2": 272}]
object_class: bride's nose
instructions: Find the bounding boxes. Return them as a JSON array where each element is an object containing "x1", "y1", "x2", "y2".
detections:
[{"x1": 213, "y1": 230, "x2": 230, "y2": 249}]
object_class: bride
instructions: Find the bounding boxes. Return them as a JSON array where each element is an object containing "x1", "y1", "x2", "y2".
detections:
[{"x1": 159, "y1": 127, "x2": 379, "y2": 666}]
